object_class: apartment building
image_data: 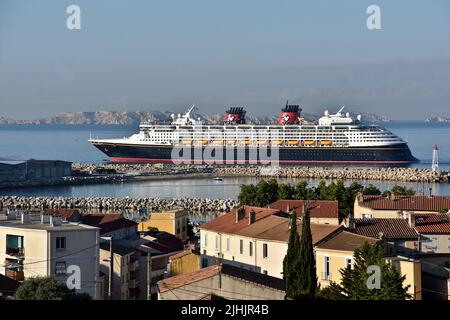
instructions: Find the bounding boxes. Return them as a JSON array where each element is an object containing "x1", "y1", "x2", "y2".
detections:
[
  {"x1": 138, "y1": 209, "x2": 188, "y2": 241},
  {"x1": 200, "y1": 205, "x2": 341, "y2": 278},
  {"x1": 0, "y1": 212, "x2": 100, "y2": 299},
  {"x1": 268, "y1": 199, "x2": 340, "y2": 225},
  {"x1": 414, "y1": 214, "x2": 450, "y2": 254},
  {"x1": 354, "y1": 194, "x2": 450, "y2": 219}
]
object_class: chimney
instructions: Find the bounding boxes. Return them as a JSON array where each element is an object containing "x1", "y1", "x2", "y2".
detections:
[
  {"x1": 50, "y1": 216, "x2": 62, "y2": 227},
  {"x1": 249, "y1": 210, "x2": 256, "y2": 225},
  {"x1": 429, "y1": 187, "x2": 433, "y2": 197},
  {"x1": 407, "y1": 212, "x2": 415, "y2": 228},
  {"x1": 235, "y1": 207, "x2": 245, "y2": 223},
  {"x1": 347, "y1": 213, "x2": 355, "y2": 231},
  {"x1": 287, "y1": 204, "x2": 291, "y2": 212}
]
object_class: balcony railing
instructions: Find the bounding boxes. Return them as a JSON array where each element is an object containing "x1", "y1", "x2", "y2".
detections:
[
  {"x1": 6, "y1": 247, "x2": 25, "y2": 259},
  {"x1": 321, "y1": 272, "x2": 332, "y2": 281},
  {"x1": 128, "y1": 260, "x2": 139, "y2": 272}
]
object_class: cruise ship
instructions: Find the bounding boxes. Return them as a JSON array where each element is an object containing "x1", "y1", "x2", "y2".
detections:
[{"x1": 89, "y1": 103, "x2": 418, "y2": 166}]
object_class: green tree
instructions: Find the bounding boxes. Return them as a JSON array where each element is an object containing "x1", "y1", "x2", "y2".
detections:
[
  {"x1": 283, "y1": 210, "x2": 301, "y2": 299},
  {"x1": 293, "y1": 180, "x2": 309, "y2": 200},
  {"x1": 297, "y1": 206, "x2": 317, "y2": 297},
  {"x1": 362, "y1": 184, "x2": 381, "y2": 195},
  {"x1": 323, "y1": 242, "x2": 410, "y2": 300},
  {"x1": 14, "y1": 276, "x2": 92, "y2": 300},
  {"x1": 238, "y1": 184, "x2": 257, "y2": 206},
  {"x1": 278, "y1": 183, "x2": 295, "y2": 200},
  {"x1": 383, "y1": 185, "x2": 416, "y2": 197}
]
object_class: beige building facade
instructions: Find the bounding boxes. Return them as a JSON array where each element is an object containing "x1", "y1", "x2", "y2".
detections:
[{"x1": 138, "y1": 209, "x2": 188, "y2": 241}]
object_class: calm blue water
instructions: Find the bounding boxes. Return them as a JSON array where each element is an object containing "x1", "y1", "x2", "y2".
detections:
[{"x1": 0, "y1": 122, "x2": 449, "y2": 169}]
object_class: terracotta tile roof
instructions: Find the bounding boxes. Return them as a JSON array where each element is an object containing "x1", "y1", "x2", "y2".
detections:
[
  {"x1": 354, "y1": 218, "x2": 419, "y2": 239},
  {"x1": 145, "y1": 231, "x2": 184, "y2": 252},
  {"x1": 43, "y1": 209, "x2": 81, "y2": 222},
  {"x1": 269, "y1": 200, "x2": 339, "y2": 219},
  {"x1": 316, "y1": 230, "x2": 379, "y2": 252},
  {"x1": 237, "y1": 215, "x2": 342, "y2": 244},
  {"x1": 358, "y1": 195, "x2": 450, "y2": 212},
  {"x1": 81, "y1": 214, "x2": 137, "y2": 235},
  {"x1": 157, "y1": 264, "x2": 285, "y2": 294},
  {"x1": 99, "y1": 242, "x2": 135, "y2": 256},
  {"x1": 414, "y1": 214, "x2": 450, "y2": 234},
  {"x1": 200, "y1": 206, "x2": 282, "y2": 233}
]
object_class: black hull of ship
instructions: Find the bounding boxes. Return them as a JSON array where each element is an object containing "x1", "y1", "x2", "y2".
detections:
[{"x1": 91, "y1": 142, "x2": 419, "y2": 166}]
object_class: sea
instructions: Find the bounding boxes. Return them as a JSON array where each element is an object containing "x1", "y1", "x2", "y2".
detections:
[{"x1": 0, "y1": 122, "x2": 449, "y2": 198}]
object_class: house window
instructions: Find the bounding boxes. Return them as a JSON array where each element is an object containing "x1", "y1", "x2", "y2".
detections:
[
  {"x1": 56, "y1": 237, "x2": 66, "y2": 250},
  {"x1": 345, "y1": 258, "x2": 352, "y2": 269},
  {"x1": 263, "y1": 243, "x2": 268, "y2": 258},
  {"x1": 226, "y1": 238, "x2": 230, "y2": 251},
  {"x1": 361, "y1": 213, "x2": 372, "y2": 219},
  {"x1": 215, "y1": 235, "x2": 219, "y2": 250},
  {"x1": 55, "y1": 261, "x2": 67, "y2": 275},
  {"x1": 239, "y1": 240, "x2": 243, "y2": 254},
  {"x1": 249, "y1": 242, "x2": 253, "y2": 257},
  {"x1": 203, "y1": 233, "x2": 208, "y2": 247},
  {"x1": 323, "y1": 256, "x2": 330, "y2": 280}
]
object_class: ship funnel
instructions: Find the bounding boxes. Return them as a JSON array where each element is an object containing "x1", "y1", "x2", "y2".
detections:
[
  {"x1": 224, "y1": 106, "x2": 246, "y2": 125},
  {"x1": 277, "y1": 101, "x2": 301, "y2": 125}
]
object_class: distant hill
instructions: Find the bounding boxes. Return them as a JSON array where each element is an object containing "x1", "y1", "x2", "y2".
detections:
[{"x1": 0, "y1": 110, "x2": 390, "y2": 125}]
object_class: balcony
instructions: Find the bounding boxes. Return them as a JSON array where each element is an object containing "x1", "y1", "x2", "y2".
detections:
[
  {"x1": 6, "y1": 247, "x2": 25, "y2": 259},
  {"x1": 128, "y1": 259, "x2": 139, "y2": 272},
  {"x1": 321, "y1": 272, "x2": 332, "y2": 281},
  {"x1": 5, "y1": 269, "x2": 24, "y2": 281}
]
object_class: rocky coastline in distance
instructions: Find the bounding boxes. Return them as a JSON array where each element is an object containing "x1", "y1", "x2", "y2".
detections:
[{"x1": 0, "y1": 109, "x2": 390, "y2": 125}]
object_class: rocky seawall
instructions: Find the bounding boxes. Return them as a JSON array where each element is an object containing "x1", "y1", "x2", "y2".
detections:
[
  {"x1": 74, "y1": 163, "x2": 449, "y2": 183},
  {"x1": 0, "y1": 196, "x2": 239, "y2": 214}
]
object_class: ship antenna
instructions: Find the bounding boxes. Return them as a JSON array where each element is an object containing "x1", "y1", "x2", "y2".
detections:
[{"x1": 337, "y1": 106, "x2": 345, "y2": 115}]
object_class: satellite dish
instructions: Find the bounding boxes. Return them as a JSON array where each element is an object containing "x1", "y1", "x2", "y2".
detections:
[
  {"x1": 171, "y1": 113, "x2": 175, "y2": 119},
  {"x1": 346, "y1": 112, "x2": 350, "y2": 118},
  {"x1": 357, "y1": 114, "x2": 362, "y2": 121},
  {"x1": 324, "y1": 110, "x2": 329, "y2": 116}
]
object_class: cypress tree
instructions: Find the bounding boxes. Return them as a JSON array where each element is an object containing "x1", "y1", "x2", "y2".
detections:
[
  {"x1": 283, "y1": 209, "x2": 301, "y2": 299},
  {"x1": 297, "y1": 205, "x2": 317, "y2": 297}
]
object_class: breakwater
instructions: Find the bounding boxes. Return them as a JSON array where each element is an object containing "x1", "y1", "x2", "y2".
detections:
[
  {"x1": 74, "y1": 163, "x2": 449, "y2": 183},
  {"x1": 0, "y1": 196, "x2": 239, "y2": 214}
]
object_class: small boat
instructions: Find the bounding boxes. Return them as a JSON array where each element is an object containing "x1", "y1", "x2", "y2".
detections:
[
  {"x1": 212, "y1": 177, "x2": 223, "y2": 181},
  {"x1": 287, "y1": 140, "x2": 299, "y2": 145},
  {"x1": 256, "y1": 140, "x2": 268, "y2": 145},
  {"x1": 304, "y1": 140, "x2": 316, "y2": 146},
  {"x1": 181, "y1": 140, "x2": 193, "y2": 145},
  {"x1": 240, "y1": 140, "x2": 251, "y2": 145},
  {"x1": 320, "y1": 140, "x2": 332, "y2": 146},
  {"x1": 212, "y1": 140, "x2": 224, "y2": 145},
  {"x1": 227, "y1": 140, "x2": 237, "y2": 145},
  {"x1": 198, "y1": 140, "x2": 209, "y2": 145}
]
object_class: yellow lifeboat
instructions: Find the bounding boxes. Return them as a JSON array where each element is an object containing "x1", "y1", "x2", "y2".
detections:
[
  {"x1": 240, "y1": 140, "x2": 251, "y2": 145},
  {"x1": 287, "y1": 140, "x2": 300, "y2": 146},
  {"x1": 198, "y1": 140, "x2": 209, "y2": 145},
  {"x1": 304, "y1": 140, "x2": 316, "y2": 146},
  {"x1": 320, "y1": 140, "x2": 332, "y2": 146},
  {"x1": 227, "y1": 140, "x2": 237, "y2": 145},
  {"x1": 212, "y1": 140, "x2": 224, "y2": 145},
  {"x1": 256, "y1": 140, "x2": 268, "y2": 145},
  {"x1": 272, "y1": 140, "x2": 284, "y2": 146},
  {"x1": 181, "y1": 140, "x2": 193, "y2": 145}
]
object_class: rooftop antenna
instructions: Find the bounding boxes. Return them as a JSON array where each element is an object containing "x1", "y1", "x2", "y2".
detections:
[{"x1": 432, "y1": 144, "x2": 439, "y2": 172}]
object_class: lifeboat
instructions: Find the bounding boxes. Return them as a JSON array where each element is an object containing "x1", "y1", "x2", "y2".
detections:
[
  {"x1": 181, "y1": 140, "x2": 193, "y2": 145},
  {"x1": 198, "y1": 140, "x2": 209, "y2": 145},
  {"x1": 212, "y1": 140, "x2": 224, "y2": 145},
  {"x1": 256, "y1": 140, "x2": 268, "y2": 145},
  {"x1": 240, "y1": 140, "x2": 251, "y2": 145},
  {"x1": 320, "y1": 140, "x2": 332, "y2": 146},
  {"x1": 304, "y1": 140, "x2": 316, "y2": 146},
  {"x1": 287, "y1": 140, "x2": 299, "y2": 146},
  {"x1": 272, "y1": 140, "x2": 284, "y2": 146},
  {"x1": 227, "y1": 140, "x2": 237, "y2": 145}
]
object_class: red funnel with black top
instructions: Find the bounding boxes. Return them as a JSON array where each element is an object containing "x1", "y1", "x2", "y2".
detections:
[{"x1": 277, "y1": 101, "x2": 301, "y2": 125}]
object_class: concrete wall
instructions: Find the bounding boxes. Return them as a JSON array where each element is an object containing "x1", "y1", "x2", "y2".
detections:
[
  {"x1": 158, "y1": 273, "x2": 285, "y2": 300},
  {"x1": 419, "y1": 234, "x2": 450, "y2": 254},
  {"x1": 170, "y1": 252, "x2": 201, "y2": 276}
]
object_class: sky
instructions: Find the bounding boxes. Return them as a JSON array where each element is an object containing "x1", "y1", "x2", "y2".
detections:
[{"x1": 0, "y1": 0, "x2": 449, "y2": 120}]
